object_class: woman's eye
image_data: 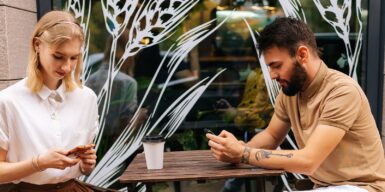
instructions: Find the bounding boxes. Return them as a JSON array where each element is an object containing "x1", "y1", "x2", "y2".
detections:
[{"x1": 53, "y1": 55, "x2": 62, "y2": 60}]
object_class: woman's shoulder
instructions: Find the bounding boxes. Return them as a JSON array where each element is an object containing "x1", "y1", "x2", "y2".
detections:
[
  {"x1": 1, "y1": 79, "x2": 29, "y2": 96},
  {"x1": 0, "y1": 79, "x2": 30, "y2": 104},
  {"x1": 72, "y1": 84, "x2": 97, "y2": 101}
]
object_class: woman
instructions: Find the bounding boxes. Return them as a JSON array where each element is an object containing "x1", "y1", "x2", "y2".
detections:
[{"x1": 0, "y1": 11, "x2": 99, "y2": 191}]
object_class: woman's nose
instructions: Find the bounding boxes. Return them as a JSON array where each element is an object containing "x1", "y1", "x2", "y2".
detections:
[{"x1": 61, "y1": 60, "x2": 72, "y2": 72}]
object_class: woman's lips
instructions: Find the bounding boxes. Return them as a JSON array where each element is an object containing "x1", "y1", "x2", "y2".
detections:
[{"x1": 56, "y1": 71, "x2": 65, "y2": 77}]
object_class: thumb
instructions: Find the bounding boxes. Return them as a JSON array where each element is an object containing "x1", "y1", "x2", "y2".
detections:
[{"x1": 219, "y1": 130, "x2": 230, "y2": 137}]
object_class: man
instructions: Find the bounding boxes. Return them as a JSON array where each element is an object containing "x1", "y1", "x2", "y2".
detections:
[{"x1": 206, "y1": 17, "x2": 385, "y2": 192}]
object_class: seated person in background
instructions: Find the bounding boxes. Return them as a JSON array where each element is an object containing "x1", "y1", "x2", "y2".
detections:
[
  {"x1": 216, "y1": 65, "x2": 273, "y2": 133},
  {"x1": 86, "y1": 33, "x2": 147, "y2": 158},
  {"x1": 207, "y1": 17, "x2": 385, "y2": 192}
]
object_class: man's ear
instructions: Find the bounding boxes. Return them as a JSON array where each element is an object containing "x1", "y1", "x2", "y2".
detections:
[
  {"x1": 296, "y1": 45, "x2": 309, "y2": 65},
  {"x1": 33, "y1": 37, "x2": 41, "y2": 52}
]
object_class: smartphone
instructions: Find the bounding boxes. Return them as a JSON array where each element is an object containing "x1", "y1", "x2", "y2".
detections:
[
  {"x1": 67, "y1": 144, "x2": 95, "y2": 158},
  {"x1": 203, "y1": 128, "x2": 216, "y2": 135}
]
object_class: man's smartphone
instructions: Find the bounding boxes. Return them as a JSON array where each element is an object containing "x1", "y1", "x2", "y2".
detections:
[
  {"x1": 204, "y1": 128, "x2": 216, "y2": 135},
  {"x1": 67, "y1": 144, "x2": 95, "y2": 158}
]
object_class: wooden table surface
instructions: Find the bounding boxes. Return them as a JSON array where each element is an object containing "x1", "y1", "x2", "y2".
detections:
[{"x1": 120, "y1": 150, "x2": 284, "y2": 184}]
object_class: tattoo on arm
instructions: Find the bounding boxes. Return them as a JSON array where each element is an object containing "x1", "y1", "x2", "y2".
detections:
[
  {"x1": 240, "y1": 146, "x2": 251, "y2": 164},
  {"x1": 255, "y1": 150, "x2": 293, "y2": 161}
]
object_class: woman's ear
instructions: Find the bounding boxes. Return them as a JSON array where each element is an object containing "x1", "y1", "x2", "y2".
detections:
[{"x1": 33, "y1": 37, "x2": 41, "y2": 52}]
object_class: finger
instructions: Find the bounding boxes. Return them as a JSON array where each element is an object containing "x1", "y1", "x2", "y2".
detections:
[
  {"x1": 81, "y1": 159, "x2": 96, "y2": 165},
  {"x1": 207, "y1": 134, "x2": 226, "y2": 144},
  {"x1": 80, "y1": 149, "x2": 96, "y2": 155},
  {"x1": 55, "y1": 149, "x2": 69, "y2": 155},
  {"x1": 212, "y1": 153, "x2": 220, "y2": 161},
  {"x1": 208, "y1": 140, "x2": 226, "y2": 151},
  {"x1": 62, "y1": 155, "x2": 80, "y2": 165},
  {"x1": 77, "y1": 154, "x2": 97, "y2": 160},
  {"x1": 218, "y1": 130, "x2": 230, "y2": 137},
  {"x1": 210, "y1": 147, "x2": 222, "y2": 157},
  {"x1": 85, "y1": 144, "x2": 95, "y2": 149}
]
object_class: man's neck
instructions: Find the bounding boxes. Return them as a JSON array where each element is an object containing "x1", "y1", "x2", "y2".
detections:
[{"x1": 301, "y1": 58, "x2": 323, "y2": 91}]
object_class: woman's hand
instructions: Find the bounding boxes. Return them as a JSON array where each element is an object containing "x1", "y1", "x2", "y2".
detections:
[
  {"x1": 206, "y1": 130, "x2": 245, "y2": 164},
  {"x1": 77, "y1": 148, "x2": 97, "y2": 175},
  {"x1": 38, "y1": 149, "x2": 80, "y2": 170}
]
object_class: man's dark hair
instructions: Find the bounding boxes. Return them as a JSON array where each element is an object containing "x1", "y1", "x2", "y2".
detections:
[{"x1": 257, "y1": 17, "x2": 318, "y2": 57}]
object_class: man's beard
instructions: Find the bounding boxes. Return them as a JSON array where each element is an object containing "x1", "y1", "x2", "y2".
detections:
[{"x1": 280, "y1": 61, "x2": 307, "y2": 96}]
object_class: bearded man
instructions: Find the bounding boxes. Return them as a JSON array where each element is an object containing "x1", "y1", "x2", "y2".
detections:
[{"x1": 207, "y1": 17, "x2": 385, "y2": 192}]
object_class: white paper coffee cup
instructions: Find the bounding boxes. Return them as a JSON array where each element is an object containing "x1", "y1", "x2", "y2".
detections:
[{"x1": 142, "y1": 135, "x2": 165, "y2": 170}]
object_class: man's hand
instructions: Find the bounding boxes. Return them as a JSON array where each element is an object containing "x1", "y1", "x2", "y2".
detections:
[
  {"x1": 206, "y1": 130, "x2": 245, "y2": 164},
  {"x1": 77, "y1": 148, "x2": 97, "y2": 175}
]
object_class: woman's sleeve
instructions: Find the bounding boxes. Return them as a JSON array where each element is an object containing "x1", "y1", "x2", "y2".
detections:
[
  {"x1": 0, "y1": 94, "x2": 9, "y2": 150},
  {"x1": 88, "y1": 92, "x2": 99, "y2": 143}
]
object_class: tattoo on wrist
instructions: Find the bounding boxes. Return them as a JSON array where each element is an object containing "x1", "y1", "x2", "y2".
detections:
[
  {"x1": 240, "y1": 146, "x2": 251, "y2": 164},
  {"x1": 255, "y1": 150, "x2": 293, "y2": 161}
]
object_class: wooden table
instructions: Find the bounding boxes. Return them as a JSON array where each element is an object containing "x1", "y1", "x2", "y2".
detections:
[{"x1": 120, "y1": 150, "x2": 284, "y2": 192}]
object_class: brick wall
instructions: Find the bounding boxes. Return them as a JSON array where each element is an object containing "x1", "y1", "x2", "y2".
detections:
[{"x1": 0, "y1": 0, "x2": 36, "y2": 89}]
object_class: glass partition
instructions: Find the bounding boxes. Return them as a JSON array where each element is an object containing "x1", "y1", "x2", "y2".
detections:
[{"x1": 52, "y1": 0, "x2": 369, "y2": 190}]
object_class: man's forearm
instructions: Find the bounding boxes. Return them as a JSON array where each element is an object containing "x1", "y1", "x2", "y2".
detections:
[
  {"x1": 246, "y1": 130, "x2": 284, "y2": 150},
  {"x1": 240, "y1": 146, "x2": 316, "y2": 175}
]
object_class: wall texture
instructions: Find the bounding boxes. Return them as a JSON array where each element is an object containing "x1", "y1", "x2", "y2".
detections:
[{"x1": 0, "y1": 0, "x2": 36, "y2": 90}]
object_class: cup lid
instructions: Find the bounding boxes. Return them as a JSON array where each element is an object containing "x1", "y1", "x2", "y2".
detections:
[{"x1": 142, "y1": 135, "x2": 165, "y2": 143}]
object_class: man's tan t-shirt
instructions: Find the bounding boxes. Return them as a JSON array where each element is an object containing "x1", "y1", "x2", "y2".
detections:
[{"x1": 274, "y1": 63, "x2": 385, "y2": 192}]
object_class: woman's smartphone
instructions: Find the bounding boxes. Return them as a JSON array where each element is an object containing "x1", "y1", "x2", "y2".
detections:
[{"x1": 204, "y1": 128, "x2": 216, "y2": 135}]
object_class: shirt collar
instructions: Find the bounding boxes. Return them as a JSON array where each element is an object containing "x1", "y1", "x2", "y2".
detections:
[
  {"x1": 300, "y1": 61, "x2": 328, "y2": 99},
  {"x1": 37, "y1": 82, "x2": 65, "y2": 102}
]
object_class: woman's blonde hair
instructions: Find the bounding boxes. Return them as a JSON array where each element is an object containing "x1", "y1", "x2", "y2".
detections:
[{"x1": 27, "y1": 10, "x2": 84, "y2": 92}]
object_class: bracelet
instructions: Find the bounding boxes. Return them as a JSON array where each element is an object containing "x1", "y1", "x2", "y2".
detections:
[
  {"x1": 36, "y1": 155, "x2": 43, "y2": 171},
  {"x1": 31, "y1": 155, "x2": 43, "y2": 172},
  {"x1": 240, "y1": 146, "x2": 251, "y2": 164}
]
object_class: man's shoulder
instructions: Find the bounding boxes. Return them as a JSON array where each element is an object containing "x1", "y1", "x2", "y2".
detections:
[
  {"x1": 321, "y1": 69, "x2": 366, "y2": 104},
  {"x1": 325, "y1": 68, "x2": 358, "y2": 88}
]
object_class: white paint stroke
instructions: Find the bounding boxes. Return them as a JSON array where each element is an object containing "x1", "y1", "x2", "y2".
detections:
[
  {"x1": 66, "y1": 0, "x2": 92, "y2": 82},
  {"x1": 313, "y1": 0, "x2": 363, "y2": 80},
  {"x1": 279, "y1": 0, "x2": 307, "y2": 23}
]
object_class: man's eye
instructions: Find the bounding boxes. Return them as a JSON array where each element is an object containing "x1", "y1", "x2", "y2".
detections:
[{"x1": 273, "y1": 65, "x2": 281, "y2": 69}]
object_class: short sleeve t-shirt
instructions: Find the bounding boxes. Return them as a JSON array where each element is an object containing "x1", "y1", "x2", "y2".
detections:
[{"x1": 274, "y1": 63, "x2": 385, "y2": 192}]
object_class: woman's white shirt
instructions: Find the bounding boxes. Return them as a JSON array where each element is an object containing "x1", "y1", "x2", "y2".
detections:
[{"x1": 0, "y1": 78, "x2": 99, "y2": 184}]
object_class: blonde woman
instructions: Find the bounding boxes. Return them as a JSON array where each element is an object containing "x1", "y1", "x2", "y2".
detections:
[{"x1": 0, "y1": 11, "x2": 101, "y2": 191}]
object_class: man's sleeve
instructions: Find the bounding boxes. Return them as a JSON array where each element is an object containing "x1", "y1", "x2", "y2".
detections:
[
  {"x1": 318, "y1": 85, "x2": 361, "y2": 131},
  {"x1": 273, "y1": 91, "x2": 290, "y2": 123}
]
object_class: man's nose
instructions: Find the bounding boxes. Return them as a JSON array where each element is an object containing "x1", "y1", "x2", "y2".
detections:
[{"x1": 270, "y1": 71, "x2": 278, "y2": 79}]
